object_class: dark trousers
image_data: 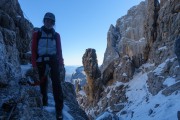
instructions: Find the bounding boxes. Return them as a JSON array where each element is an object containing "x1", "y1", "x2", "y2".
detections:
[
  {"x1": 37, "y1": 59, "x2": 63, "y2": 114},
  {"x1": 175, "y1": 38, "x2": 180, "y2": 66}
]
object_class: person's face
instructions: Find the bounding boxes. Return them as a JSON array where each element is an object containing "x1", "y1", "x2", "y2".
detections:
[{"x1": 44, "y1": 18, "x2": 54, "y2": 29}]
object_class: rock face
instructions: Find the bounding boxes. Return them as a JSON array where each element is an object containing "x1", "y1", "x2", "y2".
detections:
[
  {"x1": 147, "y1": 0, "x2": 180, "y2": 65},
  {"x1": 0, "y1": 0, "x2": 33, "y2": 86},
  {"x1": 82, "y1": 48, "x2": 102, "y2": 104},
  {"x1": 101, "y1": 1, "x2": 148, "y2": 72},
  {"x1": 146, "y1": 0, "x2": 180, "y2": 95},
  {"x1": 0, "y1": 0, "x2": 49, "y2": 119},
  {"x1": 61, "y1": 82, "x2": 89, "y2": 120},
  {"x1": 102, "y1": 0, "x2": 180, "y2": 97},
  {"x1": 0, "y1": 2, "x2": 33, "y2": 119},
  {"x1": 80, "y1": 0, "x2": 180, "y2": 119}
]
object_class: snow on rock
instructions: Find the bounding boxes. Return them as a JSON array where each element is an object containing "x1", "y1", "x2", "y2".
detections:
[
  {"x1": 117, "y1": 70, "x2": 180, "y2": 120},
  {"x1": 78, "y1": 90, "x2": 87, "y2": 97},
  {"x1": 163, "y1": 77, "x2": 177, "y2": 87},
  {"x1": 20, "y1": 63, "x2": 32, "y2": 77},
  {"x1": 158, "y1": 46, "x2": 167, "y2": 51},
  {"x1": 125, "y1": 72, "x2": 148, "y2": 105},
  {"x1": 96, "y1": 111, "x2": 118, "y2": 120},
  {"x1": 63, "y1": 103, "x2": 75, "y2": 120}
]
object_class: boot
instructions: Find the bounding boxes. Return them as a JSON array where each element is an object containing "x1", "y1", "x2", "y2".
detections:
[
  {"x1": 42, "y1": 96, "x2": 48, "y2": 106},
  {"x1": 56, "y1": 111, "x2": 63, "y2": 120}
]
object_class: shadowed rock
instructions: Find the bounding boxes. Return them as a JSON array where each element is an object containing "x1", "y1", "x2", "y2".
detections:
[
  {"x1": 82, "y1": 48, "x2": 102, "y2": 103},
  {"x1": 62, "y1": 82, "x2": 89, "y2": 120}
]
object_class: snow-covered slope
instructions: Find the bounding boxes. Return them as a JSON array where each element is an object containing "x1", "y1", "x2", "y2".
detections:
[
  {"x1": 94, "y1": 60, "x2": 180, "y2": 120},
  {"x1": 119, "y1": 71, "x2": 179, "y2": 120}
]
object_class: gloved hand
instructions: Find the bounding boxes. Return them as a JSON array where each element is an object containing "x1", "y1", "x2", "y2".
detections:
[
  {"x1": 59, "y1": 65, "x2": 65, "y2": 82},
  {"x1": 32, "y1": 67, "x2": 40, "y2": 83}
]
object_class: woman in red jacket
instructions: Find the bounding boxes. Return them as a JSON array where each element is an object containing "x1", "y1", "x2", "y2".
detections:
[{"x1": 31, "y1": 12, "x2": 64, "y2": 120}]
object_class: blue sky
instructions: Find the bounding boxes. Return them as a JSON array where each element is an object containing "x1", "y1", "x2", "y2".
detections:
[{"x1": 19, "y1": 0, "x2": 143, "y2": 66}]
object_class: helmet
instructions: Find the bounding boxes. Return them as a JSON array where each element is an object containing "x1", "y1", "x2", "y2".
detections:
[{"x1": 43, "y1": 12, "x2": 55, "y2": 22}]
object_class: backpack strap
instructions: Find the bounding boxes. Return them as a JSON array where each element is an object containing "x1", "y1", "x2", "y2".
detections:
[
  {"x1": 35, "y1": 28, "x2": 42, "y2": 59},
  {"x1": 37, "y1": 28, "x2": 42, "y2": 41},
  {"x1": 37, "y1": 28, "x2": 57, "y2": 41},
  {"x1": 53, "y1": 32, "x2": 57, "y2": 41}
]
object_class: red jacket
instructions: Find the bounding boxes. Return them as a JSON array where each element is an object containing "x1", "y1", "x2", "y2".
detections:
[{"x1": 31, "y1": 31, "x2": 64, "y2": 67}]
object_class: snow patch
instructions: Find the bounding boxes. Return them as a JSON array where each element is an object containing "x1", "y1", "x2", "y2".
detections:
[
  {"x1": 153, "y1": 58, "x2": 175, "y2": 75},
  {"x1": 141, "y1": 63, "x2": 155, "y2": 68},
  {"x1": 106, "y1": 90, "x2": 112, "y2": 99},
  {"x1": 63, "y1": 103, "x2": 74, "y2": 120},
  {"x1": 158, "y1": 46, "x2": 167, "y2": 51},
  {"x1": 96, "y1": 112, "x2": 114, "y2": 120},
  {"x1": 20, "y1": 63, "x2": 32, "y2": 77},
  {"x1": 139, "y1": 37, "x2": 145, "y2": 42},
  {"x1": 78, "y1": 90, "x2": 86, "y2": 96},
  {"x1": 117, "y1": 64, "x2": 180, "y2": 120},
  {"x1": 126, "y1": 72, "x2": 148, "y2": 105},
  {"x1": 163, "y1": 77, "x2": 177, "y2": 87},
  {"x1": 153, "y1": 62, "x2": 166, "y2": 75},
  {"x1": 122, "y1": 73, "x2": 127, "y2": 77}
]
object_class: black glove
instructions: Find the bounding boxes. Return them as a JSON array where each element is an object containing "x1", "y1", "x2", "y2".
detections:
[
  {"x1": 32, "y1": 67, "x2": 40, "y2": 83},
  {"x1": 59, "y1": 65, "x2": 65, "y2": 82}
]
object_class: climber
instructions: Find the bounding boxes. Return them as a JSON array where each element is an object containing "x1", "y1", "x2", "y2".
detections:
[
  {"x1": 31, "y1": 12, "x2": 65, "y2": 120},
  {"x1": 175, "y1": 37, "x2": 180, "y2": 66}
]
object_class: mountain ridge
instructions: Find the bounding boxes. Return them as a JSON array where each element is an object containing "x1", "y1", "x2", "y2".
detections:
[{"x1": 78, "y1": 0, "x2": 180, "y2": 119}]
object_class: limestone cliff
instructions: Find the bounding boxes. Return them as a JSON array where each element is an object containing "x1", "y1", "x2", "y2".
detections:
[
  {"x1": 79, "y1": 0, "x2": 180, "y2": 119},
  {"x1": 0, "y1": 0, "x2": 33, "y2": 85}
]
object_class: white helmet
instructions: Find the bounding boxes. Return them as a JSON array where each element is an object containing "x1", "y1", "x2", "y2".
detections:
[{"x1": 44, "y1": 12, "x2": 55, "y2": 22}]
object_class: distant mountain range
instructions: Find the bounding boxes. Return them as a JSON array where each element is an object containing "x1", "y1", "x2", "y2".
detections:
[
  {"x1": 65, "y1": 66, "x2": 87, "y2": 89},
  {"x1": 65, "y1": 65, "x2": 81, "y2": 82}
]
